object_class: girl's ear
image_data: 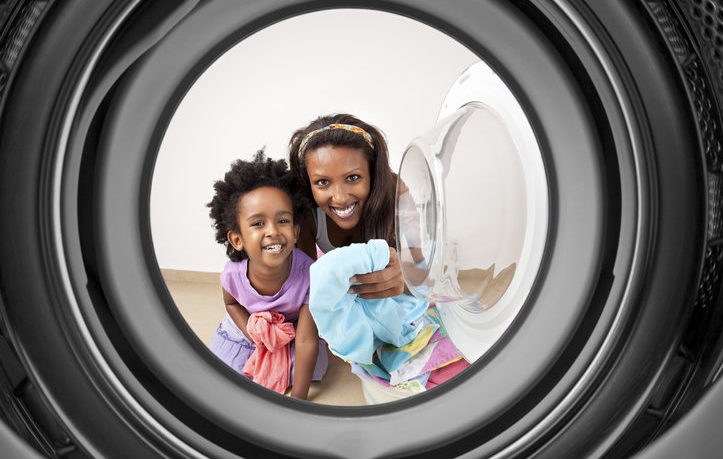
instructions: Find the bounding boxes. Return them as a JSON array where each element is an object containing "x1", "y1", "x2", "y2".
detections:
[
  {"x1": 293, "y1": 223, "x2": 300, "y2": 243},
  {"x1": 227, "y1": 230, "x2": 243, "y2": 252}
]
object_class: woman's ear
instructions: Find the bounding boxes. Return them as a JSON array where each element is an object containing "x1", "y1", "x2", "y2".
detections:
[{"x1": 227, "y1": 230, "x2": 243, "y2": 252}]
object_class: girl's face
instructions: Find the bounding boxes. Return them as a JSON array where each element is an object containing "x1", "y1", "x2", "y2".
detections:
[
  {"x1": 227, "y1": 186, "x2": 300, "y2": 271},
  {"x1": 305, "y1": 145, "x2": 371, "y2": 231}
]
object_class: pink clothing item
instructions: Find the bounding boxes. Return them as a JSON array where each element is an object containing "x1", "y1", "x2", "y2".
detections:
[
  {"x1": 420, "y1": 333, "x2": 463, "y2": 374},
  {"x1": 243, "y1": 312, "x2": 296, "y2": 393},
  {"x1": 221, "y1": 249, "x2": 313, "y2": 322},
  {"x1": 425, "y1": 358, "x2": 470, "y2": 389}
]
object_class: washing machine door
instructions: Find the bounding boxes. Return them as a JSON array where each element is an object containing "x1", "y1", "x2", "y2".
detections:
[{"x1": 396, "y1": 61, "x2": 548, "y2": 362}]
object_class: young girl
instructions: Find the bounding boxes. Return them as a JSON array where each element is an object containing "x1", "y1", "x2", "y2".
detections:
[
  {"x1": 288, "y1": 114, "x2": 405, "y2": 299},
  {"x1": 207, "y1": 151, "x2": 327, "y2": 400}
]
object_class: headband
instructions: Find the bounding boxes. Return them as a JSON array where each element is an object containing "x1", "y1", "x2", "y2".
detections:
[{"x1": 297, "y1": 123, "x2": 374, "y2": 158}]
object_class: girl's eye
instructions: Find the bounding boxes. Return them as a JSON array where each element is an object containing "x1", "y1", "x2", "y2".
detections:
[
  {"x1": 279, "y1": 218, "x2": 291, "y2": 224},
  {"x1": 251, "y1": 221, "x2": 264, "y2": 227},
  {"x1": 314, "y1": 179, "x2": 329, "y2": 187},
  {"x1": 347, "y1": 174, "x2": 361, "y2": 182}
]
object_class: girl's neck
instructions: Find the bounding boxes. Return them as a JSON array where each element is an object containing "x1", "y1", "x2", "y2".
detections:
[{"x1": 246, "y1": 254, "x2": 293, "y2": 296}]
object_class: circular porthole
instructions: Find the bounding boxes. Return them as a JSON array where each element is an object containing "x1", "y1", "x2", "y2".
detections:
[{"x1": 0, "y1": 1, "x2": 720, "y2": 457}]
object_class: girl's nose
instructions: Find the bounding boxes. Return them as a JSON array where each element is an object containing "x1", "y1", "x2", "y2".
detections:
[{"x1": 266, "y1": 221, "x2": 279, "y2": 236}]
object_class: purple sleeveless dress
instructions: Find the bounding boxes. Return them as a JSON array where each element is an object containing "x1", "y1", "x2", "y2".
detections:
[{"x1": 208, "y1": 249, "x2": 328, "y2": 385}]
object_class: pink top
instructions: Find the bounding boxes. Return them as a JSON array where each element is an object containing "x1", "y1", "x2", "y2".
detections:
[{"x1": 220, "y1": 248, "x2": 313, "y2": 323}]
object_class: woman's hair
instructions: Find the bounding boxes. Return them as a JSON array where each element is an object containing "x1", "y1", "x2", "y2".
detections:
[
  {"x1": 288, "y1": 114, "x2": 397, "y2": 246},
  {"x1": 208, "y1": 150, "x2": 307, "y2": 261}
]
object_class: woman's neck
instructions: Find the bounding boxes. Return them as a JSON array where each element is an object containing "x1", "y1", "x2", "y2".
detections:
[
  {"x1": 326, "y1": 214, "x2": 362, "y2": 247},
  {"x1": 246, "y1": 255, "x2": 293, "y2": 296}
]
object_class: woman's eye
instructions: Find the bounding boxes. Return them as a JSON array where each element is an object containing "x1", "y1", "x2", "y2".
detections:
[
  {"x1": 314, "y1": 179, "x2": 329, "y2": 187},
  {"x1": 347, "y1": 174, "x2": 361, "y2": 182}
]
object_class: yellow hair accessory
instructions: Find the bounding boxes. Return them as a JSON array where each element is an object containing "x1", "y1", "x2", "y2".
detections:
[{"x1": 297, "y1": 123, "x2": 374, "y2": 158}]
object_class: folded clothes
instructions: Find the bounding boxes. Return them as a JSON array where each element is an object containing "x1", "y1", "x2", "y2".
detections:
[
  {"x1": 309, "y1": 240, "x2": 429, "y2": 364},
  {"x1": 350, "y1": 361, "x2": 431, "y2": 389},
  {"x1": 366, "y1": 306, "x2": 466, "y2": 386},
  {"x1": 425, "y1": 358, "x2": 470, "y2": 389},
  {"x1": 377, "y1": 308, "x2": 441, "y2": 373},
  {"x1": 243, "y1": 311, "x2": 295, "y2": 393}
]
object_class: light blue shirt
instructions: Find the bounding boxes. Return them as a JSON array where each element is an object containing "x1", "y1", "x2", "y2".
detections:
[{"x1": 309, "y1": 239, "x2": 429, "y2": 364}]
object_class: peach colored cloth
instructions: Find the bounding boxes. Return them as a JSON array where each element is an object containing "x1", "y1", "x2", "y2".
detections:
[{"x1": 243, "y1": 312, "x2": 295, "y2": 393}]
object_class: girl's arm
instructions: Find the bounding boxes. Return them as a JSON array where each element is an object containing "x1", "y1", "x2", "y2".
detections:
[
  {"x1": 289, "y1": 304, "x2": 319, "y2": 400},
  {"x1": 223, "y1": 288, "x2": 251, "y2": 341}
]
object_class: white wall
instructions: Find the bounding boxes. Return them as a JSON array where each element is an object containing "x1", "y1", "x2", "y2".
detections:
[{"x1": 151, "y1": 9, "x2": 480, "y2": 272}]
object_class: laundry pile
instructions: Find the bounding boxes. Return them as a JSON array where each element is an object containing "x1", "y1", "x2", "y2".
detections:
[
  {"x1": 350, "y1": 305, "x2": 468, "y2": 394},
  {"x1": 310, "y1": 240, "x2": 468, "y2": 398}
]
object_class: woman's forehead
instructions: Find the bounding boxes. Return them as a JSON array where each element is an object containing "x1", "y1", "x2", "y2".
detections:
[{"x1": 306, "y1": 145, "x2": 369, "y2": 175}]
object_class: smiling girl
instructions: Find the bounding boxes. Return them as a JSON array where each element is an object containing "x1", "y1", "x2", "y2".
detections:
[{"x1": 207, "y1": 151, "x2": 327, "y2": 400}]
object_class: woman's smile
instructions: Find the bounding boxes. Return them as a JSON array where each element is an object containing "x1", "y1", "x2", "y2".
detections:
[{"x1": 330, "y1": 202, "x2": 358, "y2": 219}]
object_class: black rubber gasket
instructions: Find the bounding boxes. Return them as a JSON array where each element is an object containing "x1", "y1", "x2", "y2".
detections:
[{"x1": 0, "y1": 0, "x2": 710, "y2": 457}]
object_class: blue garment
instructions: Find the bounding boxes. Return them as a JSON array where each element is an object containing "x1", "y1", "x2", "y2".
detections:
[{"x1": 309, "y1": 239, "x2": 429, "y2": 364}]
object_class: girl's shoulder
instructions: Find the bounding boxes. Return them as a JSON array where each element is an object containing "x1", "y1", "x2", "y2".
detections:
[
  {"x1": 221, "y1": 258, "x2": 247, "y2": 276},
  {"x1": 292, "y1": 248, "x2": 314, "y2": 272}
]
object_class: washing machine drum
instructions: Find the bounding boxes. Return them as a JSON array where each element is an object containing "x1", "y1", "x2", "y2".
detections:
[{"x1": 1, "y1": 1, "x2": 723, "y2": 458}]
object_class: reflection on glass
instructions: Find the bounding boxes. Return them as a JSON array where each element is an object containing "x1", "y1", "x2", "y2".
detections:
[
  {"x1": 396, "y1": 145, "x2": 436, "y2": 291},
  {"x1": 396, "y1": 102, "x2": 524, "y2": 313}
]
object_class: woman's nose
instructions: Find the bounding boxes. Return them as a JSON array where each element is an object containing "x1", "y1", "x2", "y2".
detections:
[{"x1": 331, "y1": 183, "x2": 346, "y2": 203}]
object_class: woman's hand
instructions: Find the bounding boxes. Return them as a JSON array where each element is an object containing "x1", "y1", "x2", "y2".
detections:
[{"x1": 348, "y1": 246, "x2": 406, "y2": 299}]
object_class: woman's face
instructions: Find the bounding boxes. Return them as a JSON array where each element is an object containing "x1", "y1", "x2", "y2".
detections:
[{"x1": 305, "y1": 145, "x2": 371, "y2": 231}]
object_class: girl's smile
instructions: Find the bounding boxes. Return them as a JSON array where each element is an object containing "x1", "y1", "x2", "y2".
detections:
[
  {"x1": 305, "y1": 145, "x2": 371, "y2": 231},
  {"x1": 227, "y1": 186, "x2": 299, "y2": 273}
]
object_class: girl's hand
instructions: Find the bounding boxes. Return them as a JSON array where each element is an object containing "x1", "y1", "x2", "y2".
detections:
[
  {"x1": 290, "y1": 304, "x2": 317, "y2": 401},
  {"x1": 223, "y1": 288, "x2": 252, "y2": 341},
  {"x1": 348, "y1": 246, "x2": 406, "y2": 299}
]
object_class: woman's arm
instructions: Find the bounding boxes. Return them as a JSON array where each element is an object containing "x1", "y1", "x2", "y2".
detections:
[
  {"x1": 223, "y1": 288, "x2": 251, "y2": 341},
  {"x1": 347, "y1": 246, "x2": 407, "y2": 299},
  {"x1": 289, "y1": 304, "x2": 319, "y2": 400}
]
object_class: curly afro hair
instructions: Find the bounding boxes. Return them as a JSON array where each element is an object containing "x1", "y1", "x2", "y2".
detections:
[{"x1": 207, "y1": 150, "x2": 308, "y2": 261}]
